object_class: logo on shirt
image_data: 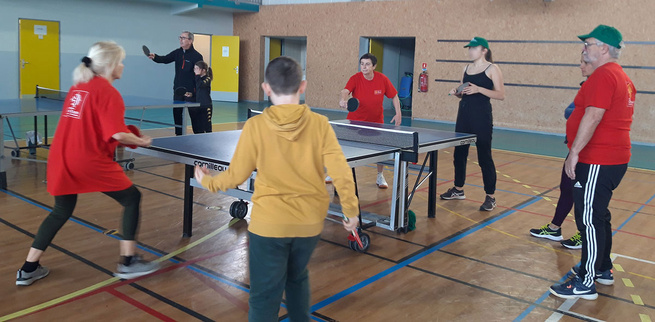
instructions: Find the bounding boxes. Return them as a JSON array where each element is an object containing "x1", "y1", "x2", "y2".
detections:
[
  {"x1": 63, "y1": 90, "x2": 89, "y2": 119},
  {"x1": 626, "y1": 82, "x2": 635, "y2": 108},
  {"x1": 374, "y1": 90, "x2": 383, "y2": 95}
]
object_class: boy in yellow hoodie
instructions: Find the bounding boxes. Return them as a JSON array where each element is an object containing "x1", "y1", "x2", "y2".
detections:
[{"x1": 195, "y1": 56, "x2": 359, "y2": 322}]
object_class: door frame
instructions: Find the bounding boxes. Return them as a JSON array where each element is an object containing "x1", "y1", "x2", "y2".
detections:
[{"x1": 18, "y1": 18, "x2": 61, "y2": 97}]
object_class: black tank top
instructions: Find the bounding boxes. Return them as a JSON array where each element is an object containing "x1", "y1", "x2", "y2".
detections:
[{"x1": 461, "y1": 64, "x2": 494, "y2": 105}]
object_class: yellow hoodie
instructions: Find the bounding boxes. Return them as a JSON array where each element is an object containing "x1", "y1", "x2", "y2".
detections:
[{"x1": 201, "y1": 104, "x2": 359, "y2": 238}]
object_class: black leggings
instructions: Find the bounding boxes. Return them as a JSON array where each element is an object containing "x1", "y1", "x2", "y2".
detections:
[
  {"x1": 32, "y1": 185, "x2": 142, "y2": 251},
  {"x1": 189, "y1": 105, "x2": 213, "y2": 134},
  {"x1": 453, "y1": 100, "x2": 497, "y2": 195}
]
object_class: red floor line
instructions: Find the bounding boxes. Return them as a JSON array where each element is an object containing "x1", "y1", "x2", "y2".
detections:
[
  {"x1": 107, "y1": 288, "x2": 176, "y2": 322},
  {"x1": 23, "y1": 244, "x2": 249, "y2": 317},
  {"x1": 190, "y1": 271, "x2": 250, "y2": 312}
]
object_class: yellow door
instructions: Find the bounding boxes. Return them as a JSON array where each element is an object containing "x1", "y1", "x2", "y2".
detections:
[
  {"x1": 269, "y1": 38, "x2": 282, "y2": 61},
  {"x1": 19, "y1": 19, "x2": 60, "y2": 97},
  {"x1": 211, "y1": 36, "x2": 239, "y2": 102},
  {"x1": 369, "y1": 38, "x2": 384, "y2": 72}
]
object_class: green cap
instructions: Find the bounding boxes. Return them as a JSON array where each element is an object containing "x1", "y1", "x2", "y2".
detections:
[
  {"x1": 578, "y1": 25, "x2": 623, "y2": 49},
  {"x1": 464, "y1": 37, "x2": 489, "y2": 49}
]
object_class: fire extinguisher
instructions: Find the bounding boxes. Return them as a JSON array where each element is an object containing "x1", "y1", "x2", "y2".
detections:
[{"x1": 419, "y1": 63, "x2": 428, "y2": 92}]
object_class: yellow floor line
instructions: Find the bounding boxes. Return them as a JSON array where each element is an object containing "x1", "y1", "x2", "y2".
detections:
[
  {"x1": 640, "y1": 314, "x2": 652, "y2": 322},
  {"x1": 631, "y1": 294, "x2": 644, "y2": 306},
  {"x1": 1, "y1": 218, "x2": 240, "y2": 321},
  {"x1": 155, "y1": 218, "x2": 239, "y2": 263},
  {"x1": 416, "y1": 194, "x2": 579, "y2": 259},
  {"x1": 626, "y1": 271, "x2": 655, "y2": 282},
  {"x1": 622, "y1": 278, "x2": 634, "y2": 287}
]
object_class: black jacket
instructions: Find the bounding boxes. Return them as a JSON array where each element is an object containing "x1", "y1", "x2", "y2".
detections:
[
  {"x1": 153, "y1": 45, "x2": 203, "y2": 96},
  {"x1": 195, "y1": 75, "x2": 212, "y2": 107}
]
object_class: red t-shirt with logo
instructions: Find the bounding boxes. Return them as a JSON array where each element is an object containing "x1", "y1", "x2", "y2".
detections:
[
  {"x1": 47, "y1": 76, "x2": 133, "y2": 195},
  {"x1": 345, "y1": 71, "x2": 397, "y2": 124},
  {"x1": 566, "y1": 62, "x2": 635, "y2": 165}
]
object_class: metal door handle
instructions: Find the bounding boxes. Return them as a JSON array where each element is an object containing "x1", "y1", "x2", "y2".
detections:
[
  {"x1": 21, "y1": 59, "x2": 29, "y2": 69},
  {"x1": 234, "y1": 66, "x2": 239, "y2": 74}
]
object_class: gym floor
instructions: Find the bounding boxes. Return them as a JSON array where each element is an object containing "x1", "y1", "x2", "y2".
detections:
[{"x1": 1, "y1": 104, "x2": 654, "y2": 321}]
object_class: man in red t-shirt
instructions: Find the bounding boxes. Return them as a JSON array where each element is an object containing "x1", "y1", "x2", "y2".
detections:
[
  {"x1": 550, "y1": 25, "x2": 635, "y2": 301},
  {"x1": 330, "y1": 53, "x2": 402, "y2": 189}
]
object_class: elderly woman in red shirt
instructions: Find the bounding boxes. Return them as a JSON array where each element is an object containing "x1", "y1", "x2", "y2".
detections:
[{"x1": 16, "y1": 41, "x2": 159, "y2": 286}]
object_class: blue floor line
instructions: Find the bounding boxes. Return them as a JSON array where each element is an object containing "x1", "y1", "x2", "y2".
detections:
[
  {"x1": 513, "y1": 192, "x2": 655, "y2": 321},
  {"x1": 1, "y1": 190, "x2": 250, "y2": 291},
  {"x1": 614, "y1": 193, "x2": 655, "y2": 233},
  {"x1": 309, "y1": 195, "x2": 543, "y2": 313},
  {"x1": 2, "y1": 188, "x2": 338, "y2": 319}
]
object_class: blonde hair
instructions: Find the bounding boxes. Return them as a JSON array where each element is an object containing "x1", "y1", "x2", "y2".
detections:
[{"x1": 72, "y1": 41, "x2": 126, "y2": 85}]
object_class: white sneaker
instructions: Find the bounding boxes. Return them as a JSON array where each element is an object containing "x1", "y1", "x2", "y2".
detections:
[
  {"x1": 376, "y1": 173, "x2": 388, "y2": 189},
  {"x1": 325, "y1": 175, "x2": 333, "y2": 184}
]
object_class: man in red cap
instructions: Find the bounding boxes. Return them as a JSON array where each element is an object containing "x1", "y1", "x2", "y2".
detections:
[{"x1": 550, "y1": 25, "x2": 635, "y2": 300}]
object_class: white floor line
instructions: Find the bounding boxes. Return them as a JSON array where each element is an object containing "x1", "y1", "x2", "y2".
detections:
[
  {"x1": 612, "y1": 253, "x2": 655, "y2": 266},
  {"x1": 545, "y1": 256, "x2": 617, "y2": 321}
]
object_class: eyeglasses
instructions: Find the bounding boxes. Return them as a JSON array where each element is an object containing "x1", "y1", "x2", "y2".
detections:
[
  {"x1": 583, "y1": 41, "x2": 602, "y2": 48},
  {"x1": 179, "y1": 36, "x2": 190, "y2": 40}
]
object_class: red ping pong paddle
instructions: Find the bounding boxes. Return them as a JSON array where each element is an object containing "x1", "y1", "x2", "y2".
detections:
[
  {"x1": 343, "y1": 215, "x2": 364, "y2": 249},
  {"x1": 123, "y1": 125, "x2": 141, "y2": 149},
  {"x1": 347, "y1": 97, "x2": 359, "y2": 112}
]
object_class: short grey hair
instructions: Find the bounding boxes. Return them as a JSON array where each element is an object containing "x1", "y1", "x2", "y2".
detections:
[
  {"x1": 596, "y1": 40, "x2": 623, "y2": 59},
  {"x1": 182, "y1": 31, "x2": 194, "y2": 41}
]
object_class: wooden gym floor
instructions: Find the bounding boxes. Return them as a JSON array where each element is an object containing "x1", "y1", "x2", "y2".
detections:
[{"x1": 1, "y1": 122, "x2": 654, "y2": 322}]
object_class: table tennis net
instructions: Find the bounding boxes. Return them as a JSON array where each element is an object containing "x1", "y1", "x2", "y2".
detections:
[
  {"x1": 35, "y1": 86, "x2": 67, "y2": 101},
  {"x1": 248, "y1": 109, "x2": 418, "y2": 151},
  {"x1": 331, "y1": 122, "x2": 418, "y2": 151}
]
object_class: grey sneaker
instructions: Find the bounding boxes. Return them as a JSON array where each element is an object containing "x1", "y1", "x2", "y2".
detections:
[
  {"x1": 115, "y1": 255, "x2": 160, "y2": 279},
  {"x1": 440, "y1": 187, "x2": 466, "y2": 200},
  {"x1": 479, "y1": 195, "x2": 496, "y2": 211},
  {"x1": 16, "y1": 265, "x2": 50, "y2": 286}
]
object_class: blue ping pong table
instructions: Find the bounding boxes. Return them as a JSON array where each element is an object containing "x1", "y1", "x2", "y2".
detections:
[
  {"x1": 0, "y1": 86, "x2": 200, "y2": 189},
  {"x1": 131, "y1": 109, "x2": 477, "y2": 241}
]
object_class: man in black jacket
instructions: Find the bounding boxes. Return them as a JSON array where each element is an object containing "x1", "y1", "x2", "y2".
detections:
[{"x1": 149, "y1": 31, "x2": 203, "y2": 135}]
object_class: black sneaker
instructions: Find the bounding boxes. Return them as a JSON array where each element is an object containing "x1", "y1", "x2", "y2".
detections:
[
  {"x1": 561, "y1": 232, "x2": 582, "y2": 249},
  {"x1": 549, "y1": 275, "x2": 598, "y2": 300},
  {"x1": 530, "y1": 224, "x2": 563, "y2": 241},
  {"x1": 440, "y1": 187, "x2": 465, "y2": 200},
  {"x1": 479, "y1": 195, "x2": 496, "y2": 211},
  {"x1": 16, "y1": 265, "x2": 50, "y2": 286},
  {"x1": 570, "y1": 263, "x2": 614, "y2": 285}
]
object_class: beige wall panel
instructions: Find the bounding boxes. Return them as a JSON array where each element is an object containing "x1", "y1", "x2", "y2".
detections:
[{"x1": 234, "y1": 0, "x2": 655, "y2": 142}]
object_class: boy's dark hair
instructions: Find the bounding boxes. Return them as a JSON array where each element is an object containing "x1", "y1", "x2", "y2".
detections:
[
  {"x1": 265, "y1": 56, "x2": 303, "y2": 95},
  {"x1": 360, "y1": 53, "x2": 377, "y2": 66}
]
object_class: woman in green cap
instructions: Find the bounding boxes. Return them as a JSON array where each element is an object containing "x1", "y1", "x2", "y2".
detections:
[{"x1": 440, "y1": 36, "x2": 505, "y2": 212}]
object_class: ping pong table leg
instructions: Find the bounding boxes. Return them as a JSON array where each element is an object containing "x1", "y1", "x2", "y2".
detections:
[
  {"x1": 428, "y1": 151, "x2": 438, "y2": 218},
  {"x1": 1, "y1": 117, "x2": 6, "y2": 189},
  {"x1": 182, "y1": 106, "x2": 189, "y2": 135},
  {"x1": 183, "y1": 164, "x2": 194, "y2": 237},
  {"x1": 351, "y1": 168, "x2": 364, "y2": 229}
]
